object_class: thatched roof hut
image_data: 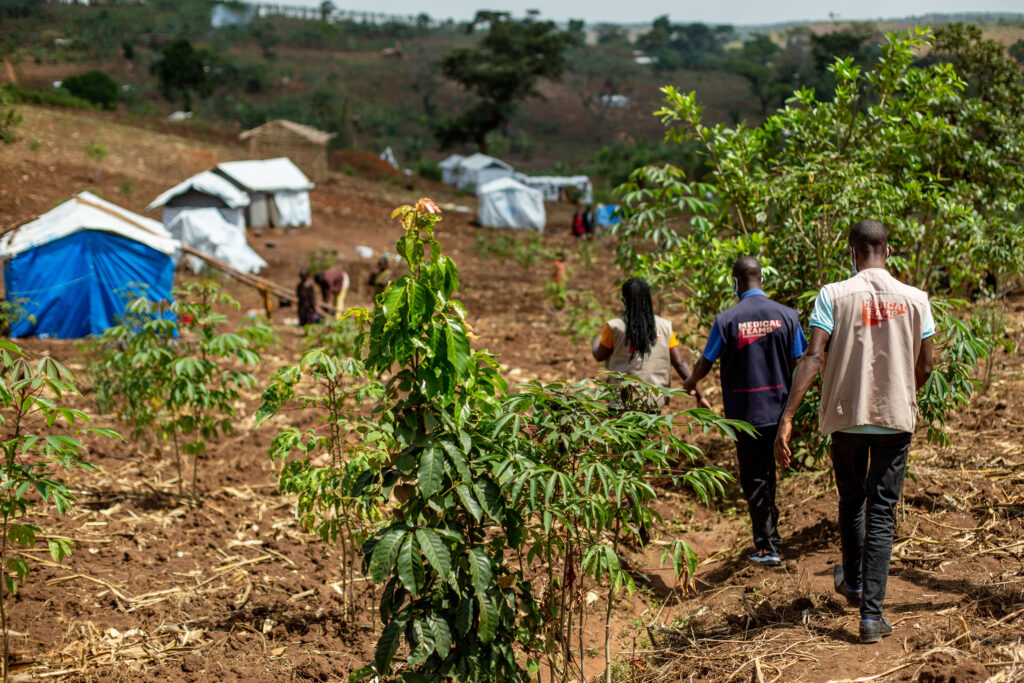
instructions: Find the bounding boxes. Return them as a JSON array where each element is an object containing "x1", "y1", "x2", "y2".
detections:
[{"x1": 239, "y1": 119, "x2": 336, "y2": 181}]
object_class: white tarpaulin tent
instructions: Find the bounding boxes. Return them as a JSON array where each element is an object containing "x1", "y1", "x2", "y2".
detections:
[
  {"x1": 167, "y1": 208, "x2": 267, "y2": 275},
  {"x1": 515, "y1": 174, "x2": 594, "y2": 204},
  {"x1": 438, "y1": 154, "x2": 464, "y2": 185},
  {"x1": 456, "y1": 153, "x2": 514, "y2": 193},
  {"x1": 477, "y1": 177, "x2": 545, "y2": 232},
  {"x1": 146, "y1": 170, "x2": 250, "y2": 231},
  {"x1": 214, "y1": 157, "x2": 314, "y2": 228}
]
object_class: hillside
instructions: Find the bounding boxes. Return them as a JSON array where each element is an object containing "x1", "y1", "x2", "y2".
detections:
[{"x1": 2, "y1": 2, "x2": 1022, "y2": 196}]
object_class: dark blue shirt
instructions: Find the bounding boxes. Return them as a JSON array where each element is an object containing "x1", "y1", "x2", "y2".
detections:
[{"x1": 701, "y1": 291, "x2": 806, "y2": 428}]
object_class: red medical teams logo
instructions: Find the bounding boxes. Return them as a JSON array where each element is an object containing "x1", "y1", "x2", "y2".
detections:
[
  {"x1": 738, "y1": 319, "x2": 782, "y2": 348},
  {"x1": 862, "y1": 299, "x2": 907, "y2": 327}
]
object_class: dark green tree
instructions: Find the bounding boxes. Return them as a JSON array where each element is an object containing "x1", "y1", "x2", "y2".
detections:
[
  {"x1": 728, "y1": 34, "x2": 787, "y2": 115},
  {"x1": 636, "y1": 17, "x2": 734, "y2": 71},
  {"x1": 1010, "y1": 39, "x2": 1024, "y2": 66},
  {"x1": 435, "y1": 11, "x2": 578, "y2": 152},
  {"x1": 62, "y1": 70, "x2": 118, "y2": 110},
  {"x1": 153, "y1": 38, "x2": 211, "y2": 112}
]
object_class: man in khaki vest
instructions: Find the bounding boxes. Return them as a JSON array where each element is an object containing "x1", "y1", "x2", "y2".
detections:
[{"x1": 774, "y1": 219, "x2": 934, "y2": 644}]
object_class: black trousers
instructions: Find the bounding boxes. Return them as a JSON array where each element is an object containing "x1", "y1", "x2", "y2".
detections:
[
  {"x1": 736, "y1": 425, "x2": 782, "y2": 553},
  {"x1": 830, "y1": 431, "x2": 911, "y2": 620}
]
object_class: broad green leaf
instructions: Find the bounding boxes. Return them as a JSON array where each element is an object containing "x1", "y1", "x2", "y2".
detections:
[
  {"x1": 418, "y1": 446, "x2": 444, "y2": 497},
  {"x1": 375, "y1": 608, "x2": 411, "y2": 675},
  {"x1": 468, "y1": 547, "x2": 492, "y2": 596},
  {"x1": 476, "y1": 593, "x2": 498, "y2": 643},
  {"x1": 455, "y1": 484, "x2": 482, "y2": 522},
  {"x1": 369, "y1": 527, "x2": 407, "y2": 583},
  {"x1": 415, "y1": 528, "x2": 452, "y2": 578}
]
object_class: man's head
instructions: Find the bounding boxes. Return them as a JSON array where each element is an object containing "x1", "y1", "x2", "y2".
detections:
[
  {"x1": 377, "y1": 256, "x2": 389, "y2": 270},
  {"x1": 848, "y1": 219, "x2": 889, "y2": 266},
  {"x1": 299, "y1": 267, "x2": 309, "y2": 281},
  {"x1": 731, "y1": 256, "x2": 762, "y2": 296}
]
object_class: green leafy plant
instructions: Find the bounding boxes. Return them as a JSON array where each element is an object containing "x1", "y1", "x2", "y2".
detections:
[
  {"x1": 83, "y1": 140, "x2": 108, "y2": 182},
  {"x1": 257, "y1": 349, "x2": 385, "y2": 620},
  {"x1": 614, "y1": 29, "x2": 1024, "y2": 460},
  {"x1": 263, "y1": 199, "x2": 747, "y2": 681},
  {"x1": 62, "y1": 70, "x2": 118, "y2": 110},
  {"x1": 501, "y1": 378, "x2": 742, "y2": 682},
  {"x1": 0, "y1": 340, "x2": 121, "y2": 682},
  {"x1": 0, "y1": 88, "x2": 22, "y2": 145},
  {"x1": 87, "y1": 281, "x2": 275, "y2": 500}
]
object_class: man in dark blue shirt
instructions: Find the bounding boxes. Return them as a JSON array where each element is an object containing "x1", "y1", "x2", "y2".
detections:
[{"x1": 684, "y1": 257, "x2": 807, "y2": 566}]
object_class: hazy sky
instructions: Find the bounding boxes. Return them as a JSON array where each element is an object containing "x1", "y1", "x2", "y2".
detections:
[{"x1": 278, "y1": 1, "x2": 1023, "y2": 25}]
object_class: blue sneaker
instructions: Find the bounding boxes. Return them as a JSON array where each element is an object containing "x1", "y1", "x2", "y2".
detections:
[
  {"x1": 749, "y1": 550, "x2": 781, "y2": 566},
  {"x1": 833, "y1": 564, "x2": 862, "y2": 606}
]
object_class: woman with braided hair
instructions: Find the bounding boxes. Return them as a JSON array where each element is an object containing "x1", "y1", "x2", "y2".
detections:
[{"x1": 592, "y1": 277, "x2": 710, "y2": 412}]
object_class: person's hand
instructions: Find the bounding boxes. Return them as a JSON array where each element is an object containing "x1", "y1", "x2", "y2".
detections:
[
  {"x1": 682, "y1": 376, "x2": 697, "y2": 394},
  {"x1": 774, "y1": 419, "x2": 793, "y2": 469},
  {"x1": 696, "y1": 394, "x2": 711, "y2": 410}
]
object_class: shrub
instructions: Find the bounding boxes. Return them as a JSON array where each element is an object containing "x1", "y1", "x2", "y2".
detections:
[{"x1": 62, "y1": 70, "x2": 118, "y2": 110}]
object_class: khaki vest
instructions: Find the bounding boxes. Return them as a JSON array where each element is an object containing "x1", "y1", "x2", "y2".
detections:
[
  {"x1": 605, "y1": 316, "x2": 673, "y2": 409},
  {"x1": 818, "y1": 269, "x2": 930, "y2": 435}
]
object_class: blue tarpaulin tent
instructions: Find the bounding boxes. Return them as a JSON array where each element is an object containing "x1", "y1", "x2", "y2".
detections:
[
  {"x1": 0, "y1": 192, "x2": 180, "y2": 338},
  {"x1": 596, "y1": 204, "x2": 620, "y2": 227}
]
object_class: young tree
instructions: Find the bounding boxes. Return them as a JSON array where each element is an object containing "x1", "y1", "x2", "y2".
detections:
[
  {"x1": 0, "y1": 340, "x2": 121, "y2": 682},
  {"x1": 613, "y1": 29, "x2": 1024, "y2": 459},
  {"x1": 435, "y1": 12, "x2": 578, "y2": 152},
  {"x1": 152, "y1": 38, "x2": 211, "y2": 112}
]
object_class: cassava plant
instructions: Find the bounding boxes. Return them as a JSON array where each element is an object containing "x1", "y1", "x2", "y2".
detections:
[
  {"x1": 87, "y1": 281, "x2": 275, "y2": 500},
  {"x1": 501, "y1": 378, "x2": 744, "y2": 682},
  {"x1": 0, "y1": 340, "x2": 121, "y2": 682},
  {"x1": 256, "y1": 349, "x2": 387, "y2": 620}
]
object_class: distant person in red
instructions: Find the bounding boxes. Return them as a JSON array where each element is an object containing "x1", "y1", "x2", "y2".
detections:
[
  {"x1": 315, "y1": 267, "x2": 350, "y2": 319},
  {"x1": 296, "y1": 267, "x2": 318, "y2": 327},
  {"x1": 571, "y1": 208, "x2": 585, "y2": 237}
]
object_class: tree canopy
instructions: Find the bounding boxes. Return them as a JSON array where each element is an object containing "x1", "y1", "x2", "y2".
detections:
[
  {"x1": 434, "y1": 11, "x2": 578, "y2": 152},
  {"x1": 152, "y1": 38, "x2": 211, "y2": 112}
]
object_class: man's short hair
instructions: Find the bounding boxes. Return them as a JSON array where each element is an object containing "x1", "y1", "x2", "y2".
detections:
[
  {"x1": 849, "y1": 219, "x2": 888, "y2": 254},
  {"x1": 732, "y1": 256, "x2": 761, "y2": 279}
]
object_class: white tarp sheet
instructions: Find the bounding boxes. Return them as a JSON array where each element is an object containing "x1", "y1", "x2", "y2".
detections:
[
  {"x1": 456, "y1": 153, "x2": 514, "y2": 192},
  {"x1": 477, "y1": 177, "x2": 545, "y2": 232},
  {"x1": 216, "y1": 157, "x2": 314, "y2": 192},
  {"x1": 146, "y1": 171, "x2": 251, "y2": 211},
  {"x1": 168, "y1": 208, "x2": 267, "y2": 275},
  {"x1": 1, "y1": 191, "x2": 180, "y2": 259},
  {"x1": 439, "y1": 154, "x2": 464, "y2": 185},
  {"x1": 273, "y1": 191, "x2": 312, "y2": 227},
  {"x1": 515, "y1": 174, "x2": 594, "y2": 204},
  {"x1": 162, "y1": 206, "x2": 245, "y2": 232}
]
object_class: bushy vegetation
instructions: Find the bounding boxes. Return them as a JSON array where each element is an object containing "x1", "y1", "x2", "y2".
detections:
[
  {"x1": 87, "y1": 282, "x2": 275, "y2": 501},
  {"x1": 257, "y1": 199, "x2": 742, "y2": 680},
  {"x1": 614, "y1": 29, "x2": 1024, "y2": 461},
  {"x1": 62, "y1": 70, "x2": 118, "y2": 110}
]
